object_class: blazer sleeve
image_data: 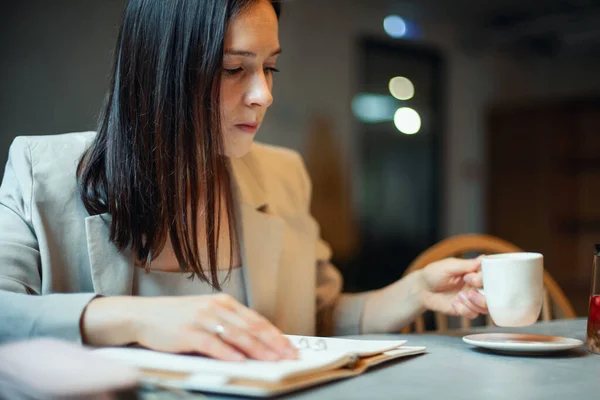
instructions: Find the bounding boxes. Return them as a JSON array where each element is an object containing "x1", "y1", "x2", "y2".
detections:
[
  {"x1": 293, "y1": 152, "x2": 372, "y2": 336},
  {"x1": 0, "y1": 137, "x2": 96, "y2": 344}
]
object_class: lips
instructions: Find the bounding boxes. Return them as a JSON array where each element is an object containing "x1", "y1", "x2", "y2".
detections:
[{"x1": 235, "y1": 122, "x2": 259, "y2": 134}]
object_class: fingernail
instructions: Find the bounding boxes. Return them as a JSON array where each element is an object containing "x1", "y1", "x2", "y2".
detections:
[
  {"x1": 459, "y1": 292, "x2": 469, "y2": 303},
  {"x1": 232, "y1": 352, "x2": 246, "y2": 362}
]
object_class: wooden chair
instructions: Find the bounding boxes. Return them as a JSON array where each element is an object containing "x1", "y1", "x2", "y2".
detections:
[{"x1": 400, "y1": 234, "x2": 577, "y2": 333}]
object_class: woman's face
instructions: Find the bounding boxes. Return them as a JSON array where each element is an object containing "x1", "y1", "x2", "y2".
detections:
[{"x1": 220, "y1": 0, "x2": 280, "y2": 158}]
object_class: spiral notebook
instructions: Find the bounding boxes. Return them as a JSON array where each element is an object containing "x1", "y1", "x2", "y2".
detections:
[{"x1": 94, "y1": 335, "x2": 426, "y2": 397}]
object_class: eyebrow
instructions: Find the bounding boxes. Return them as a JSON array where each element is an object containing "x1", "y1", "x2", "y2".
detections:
[{"x1": 224, "y1": 48, "x2": 282, "y2": 58}]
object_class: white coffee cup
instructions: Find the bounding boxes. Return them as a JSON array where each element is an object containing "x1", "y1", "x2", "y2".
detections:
[{"x1": 481, "y1": 252, "x2": 544, "y2": 327}]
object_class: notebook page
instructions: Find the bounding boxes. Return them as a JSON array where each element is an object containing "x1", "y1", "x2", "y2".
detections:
[
  {"x1": 95, "y1": 336, "x2": 409, "y2": 383},
  {"x1": 286, "y1": 335, "x2": 407, "y2": 357},
  {"x1": 95, "y1": 347, "x2": 355, "y2": 383}
]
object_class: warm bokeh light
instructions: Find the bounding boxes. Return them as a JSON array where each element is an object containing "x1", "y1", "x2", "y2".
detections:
[
  {"x1": 384, "y1": 15, "x2": 407, "y2": 38},
  {"x1": 388, "y1": 76, "x2": 415, "y2": 100},
  {"x1": 394, "y1": 107, "x2": 421, "y2": 134}
]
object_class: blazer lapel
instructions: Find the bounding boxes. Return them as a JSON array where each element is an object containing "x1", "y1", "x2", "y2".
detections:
[
  {"x1": 83, "y1": 148, "x2": 286, "y2": 320},
  {"x1": 238, "y1": 204, "x2": 284, "y2": 324},
  {"x1": 85, "y1": 214, "x2": 135, "y2": 295},
  {"x1": 230, "y1": 154, "x2": 284, "y2": 325}
]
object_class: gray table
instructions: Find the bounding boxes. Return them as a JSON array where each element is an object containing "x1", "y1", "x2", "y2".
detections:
[{"x1": 205, "y1": 318, "x2": 598, "y2": 400}]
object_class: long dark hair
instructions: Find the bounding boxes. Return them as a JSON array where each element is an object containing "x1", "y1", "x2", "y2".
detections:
[{"x1": 78, "y1": 0, "x2": 281, "y2": 289}]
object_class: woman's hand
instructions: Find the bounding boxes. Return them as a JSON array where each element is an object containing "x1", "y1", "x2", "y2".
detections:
[
  {"x1": 81, "y1": 294, "x2": 298, "y2": 362},
  {"x1": 420, "y1": 257, "x2": 488, "y2": 319}
]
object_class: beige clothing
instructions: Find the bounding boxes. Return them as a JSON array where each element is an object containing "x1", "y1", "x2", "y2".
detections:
[
  {"x1": 133, "y1": 267, "x2": 247, "y2": 303},
  {"x1": 0, "y1": 132, "x2": 369, "y2": 344}
]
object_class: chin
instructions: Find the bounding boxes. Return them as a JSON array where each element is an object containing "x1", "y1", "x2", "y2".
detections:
[
  {"x1": 224, "y1": 142, "x2": 254, "y2": 159},
  {"x1": 224, "y1": 131, "x2": 256, "y2": 158}
]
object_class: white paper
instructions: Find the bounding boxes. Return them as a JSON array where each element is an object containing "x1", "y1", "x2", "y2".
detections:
[
  {"x1": 286, "y1": 335, "x2": 407, "y2": 356},
  {"x1": 94, "y1": 335, "x2": 409, "y2": 383}
]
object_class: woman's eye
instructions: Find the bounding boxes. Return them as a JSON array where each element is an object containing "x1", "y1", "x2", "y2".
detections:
[
  {"x1": 223, "y1": 67, "x2": 243, "y2": 76},
  {"x1": 222, "y1": 67, "x2": 280, "y2": 76}
]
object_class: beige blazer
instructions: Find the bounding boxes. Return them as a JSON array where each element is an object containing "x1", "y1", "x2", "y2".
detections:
[{"x1": 0, "y1": 132, "x2": 368, "y2": 344}]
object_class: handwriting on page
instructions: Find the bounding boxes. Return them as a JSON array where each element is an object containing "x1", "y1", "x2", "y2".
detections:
[
  {"x1": 285, "y1": 335, "x2": 408, "y2": 357},
  {"x1": 296, "y1": 337, "x2": 328, "y2": 351}
]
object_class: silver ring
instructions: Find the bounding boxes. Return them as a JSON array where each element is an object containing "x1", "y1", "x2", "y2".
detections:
[{"x1": 213, "y1": 324, "x2": 226, "y2": 337}]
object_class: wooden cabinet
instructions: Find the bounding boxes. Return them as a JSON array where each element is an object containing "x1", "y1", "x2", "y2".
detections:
[{"x1": 487, "y1": 98, "x2": 600, "y2": 315}]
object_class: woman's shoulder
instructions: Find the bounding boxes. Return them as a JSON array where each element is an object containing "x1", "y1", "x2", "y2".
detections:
[
  {"x1": 10, "y1": 131, "x2": 96, "y2": 165},
  {"x1": 242, "y1": 142, "x2": 312, "y2": 211},
  {"x1": 249, "y1": 141, "x2": 304, "y2": 167},
  {"x1": 5, "y1": 131, "x2": 96, "y2": 206},
  {"x1": 16, "y1": 131, "x2": 95, "y2": 155},
  {"x1": 245, "y1": 142, "x2": 309, "y2": 186}
]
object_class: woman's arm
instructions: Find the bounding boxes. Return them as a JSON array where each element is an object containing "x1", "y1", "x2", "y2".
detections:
[
  {"x1": 296, "y1": 148, "x2": 486, "y2": 335},
  {"x1": 358, "y1": 269, "x2": 428, "y2": 334},
  {"x1": 0, "y1": 138, "x2": 296, "y2": 362},
  {"x1": 0, "y1": 137, "x2": 97, "y2": 343},
  {"x1": 317, "y1": 260, "x2": 427, "y2": 335},
  {"x1": 81, "y1": 294, "x2": 298, "y2": 361},
  {"x1": 334, "y1": 258, "x2": 487, "y2": 334}
]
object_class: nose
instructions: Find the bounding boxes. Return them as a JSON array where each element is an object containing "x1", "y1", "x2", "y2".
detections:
[{"x1": 244, "y1": 72, "x2": 273, "y2": 108}]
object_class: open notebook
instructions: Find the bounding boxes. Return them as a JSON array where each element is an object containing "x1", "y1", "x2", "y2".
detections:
[{"x1": 94, "y1": 335, "x2": 426, "y2": 397}]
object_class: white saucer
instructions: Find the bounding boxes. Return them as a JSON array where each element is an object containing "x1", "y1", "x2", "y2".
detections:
[{"x1": 462, "y1": 333, "x2": 583, "y2": 354}]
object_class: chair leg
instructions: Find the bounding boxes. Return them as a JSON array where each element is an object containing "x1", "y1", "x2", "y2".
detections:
[
  {"x1": 435, "y1": 312, "x2": 448, "y2": 332},
  {"x1": 541, "y1": 288, "x2": 552, "y2": 321},
  {"x1": 415, "y1": 316, "x2": 426, "y2": 333},
  {"x1": 461, "y1": 317, "x2": 471, "y2": 329}
]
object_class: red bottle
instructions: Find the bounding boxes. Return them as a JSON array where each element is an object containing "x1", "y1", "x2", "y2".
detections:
[{"x1": 586, "y1": 245, "x2": 600, "y2": 354}]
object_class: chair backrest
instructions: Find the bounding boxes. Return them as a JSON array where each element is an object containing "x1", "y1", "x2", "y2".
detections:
[{"x1": 401, "y1": 234, "x2": 577, "y2": 333}]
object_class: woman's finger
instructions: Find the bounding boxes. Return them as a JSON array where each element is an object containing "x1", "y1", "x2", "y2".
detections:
[
  {"x1": 213, "y1": 294, "x2": 297, "y2": 359},
  {"x1": 457, "y1": 291, "x2": 487, "y2": 315},
  {"x1": 224, "y1": 311, "x2": 298, "y2": 359},
  {"x1": 184, "y1": 330, "x2": 247, "y2": 362},
  {"x1": 463, "y1": 271, "x2": 483, "y2": 288},
  {"x1": 448, "y1": 276, "x2": 463, "y2": 287},
  {"x1": 208, "y1": 318, "x2": 283, "y2": 361},
  {"x1": 451, "y1": 297, "x2": 479, "y2": 319},
  {"x1": 443, "y1": 257, "x2": 481, "y2": 276},
  {"x1": 465, "y1": 287, "x2": 488, "y2": 312}
]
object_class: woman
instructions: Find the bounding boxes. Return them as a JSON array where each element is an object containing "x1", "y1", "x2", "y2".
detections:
[{"x1": 0, "y1": 0, "x2": 487, "y2": 362}]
